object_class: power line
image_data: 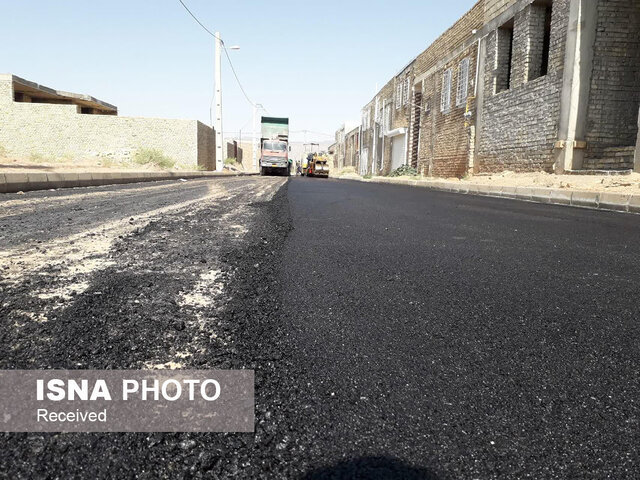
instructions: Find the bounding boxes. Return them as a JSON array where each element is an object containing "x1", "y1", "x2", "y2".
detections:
[
  {"x1": 222, "y1": 45, "x2": 259, "y2": 109},
  {"x1": 178, "y1": 0, "x2": 218, "y2": 39},
  {"x1": 291, "y1": 129, "x2": 334, "y2": 138},
  {"x1": 178, "y1": 0, "x2": 262, "y2": 110}
]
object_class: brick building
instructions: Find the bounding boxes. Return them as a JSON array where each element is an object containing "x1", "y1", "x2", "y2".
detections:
[
  {"x1": 344, "y1": 126, "x2": 360, "y2": 168},
  {"x1": 338, "y1": 0, "x2": 640, "y2": 177},
  {"x1": 333, "y1": 122, "x2": 359, "y2": 169},
  {"x1": 0, "y1": 74, "x2": 216, "y2": 170}
]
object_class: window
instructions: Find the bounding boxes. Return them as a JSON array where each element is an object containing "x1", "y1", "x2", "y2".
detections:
[
  {"x1": 263, "y1": 141, "x2": 287, "y2": 151},
  {"x1": 456, "y1": 58, "x2": 470, "y2": 107},
  {"x1": 441, "y1": 69, "x2": 452, "y2": 113},
  {"x1": 539, "y1": 3, "x2": 552, "y2": 78},
  {"x1": 403, "y1": 78, "x2": 410, "y2": 106},
  {"x1": 396, "y1": 83, "x2": 402, "y2": 109},
  {"x1": 495, "y1": 21, "x2": 514, "y2": 93},
  {"x1": 383, "y1": 103, "x2": 392, "y2": 133}
]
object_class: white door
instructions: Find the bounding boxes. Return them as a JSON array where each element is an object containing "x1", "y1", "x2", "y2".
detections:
[
  {"x1": 391, "y1": 134, "x2": 406, "y2": 170},
  {"x1": 360, "y1": 148, "x2": 369, "y2": 175}
]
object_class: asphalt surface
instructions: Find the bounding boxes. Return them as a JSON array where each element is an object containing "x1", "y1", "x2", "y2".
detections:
[
  {"x1": 279, "y1": 177, "x2": 639, "y2": 479},
  {"x1": 1, "y1": 176, "x2": 639, "y2": 478}
]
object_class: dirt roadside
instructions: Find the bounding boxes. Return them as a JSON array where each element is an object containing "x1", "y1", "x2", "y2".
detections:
[
  {"x1": 334, "y1": 168, "x2": 640, "y2": 195},
  {"x1": 0, "y1": 155, "x2": 241, "y2": 174}
]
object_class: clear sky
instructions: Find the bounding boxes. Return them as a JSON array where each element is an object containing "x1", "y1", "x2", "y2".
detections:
[{"x1": 0, "y1": 1, "x2": 476, "y2": 142}]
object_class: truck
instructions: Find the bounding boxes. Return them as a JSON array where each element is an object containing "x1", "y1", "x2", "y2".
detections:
[{"x1": 259, "y1": 116, "x2": 290, "y2": 176}]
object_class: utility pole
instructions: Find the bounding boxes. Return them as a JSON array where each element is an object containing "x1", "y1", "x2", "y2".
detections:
[
  {"x1": 214, "y1": 31, "x2": 223, "y2": 172},
  {"x1": 252, "y1": 103, "x2": 264, "y2": 172}
]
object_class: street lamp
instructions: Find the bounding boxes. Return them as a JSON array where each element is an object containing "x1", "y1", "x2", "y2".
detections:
[{"x1": 214, "y1": 33, "x2": 240, "y2": 172}]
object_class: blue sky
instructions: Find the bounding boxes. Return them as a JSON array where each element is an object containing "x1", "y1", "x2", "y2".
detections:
[{"x1": 0, "y1": 1, "x2": 476, "y2": 142}]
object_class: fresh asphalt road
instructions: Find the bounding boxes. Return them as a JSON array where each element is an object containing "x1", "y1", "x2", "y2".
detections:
[
  {"x1": 0, "y1": 175, "x2": 638, "y2": 479},
  {"x1": 280, "y1": 177, "x2": 639, "y2": 478}
]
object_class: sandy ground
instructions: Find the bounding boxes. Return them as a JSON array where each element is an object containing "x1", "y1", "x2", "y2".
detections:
[
  {"x1": 0, "y1": 155, "x2": 238, "y2": 174},
  {"x1": 336, "y1": 169, "x2": 640, "y2": 194},
  {"x1": 0, "y1": 155, "x2": 167, "y2": 173}
]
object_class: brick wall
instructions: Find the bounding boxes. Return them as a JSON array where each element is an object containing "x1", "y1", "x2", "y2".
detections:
[
  {"x1": 418, "y1": 47, "x2": 479, "y2": 178},
  {"x1": 413, "y1": 1, "x2": 485, "y2": 76},
  {"x1": 495, "y1": 27, "x2": 514, "y2": 93},
  {"x1": 392, "y1": 66, "x2": 414, "y2": 131},
  {"x1": 477, "y1": 0, "x2": 569, "y2": 173},
  {"x1": 226, "y1": 141, "x2": 243, "y2": 163},
  {"x1": 345, "y1": 128, "x2": 359, "y2": 167},
  {"x1": 413, "y1": 1, "x2": 485, "y2": 178},
  {"x1": 485, "y1": 0, "x2": 515, "y2": 21},
  {"x1": 197, "y1": 121, "x2": 215, "y2": 171},
  {"x1": 583, "y1": 0, "x2": 640, "y2": 170},
  {"x1": 0, "y1": 76, "x2": 215, "y2": 169}
]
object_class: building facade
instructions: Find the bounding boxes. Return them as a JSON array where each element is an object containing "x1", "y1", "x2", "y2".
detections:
[
  {"x1": 0, "y1": 74, "x2": 216, "y2": 170},
  {"x1": 344, "y1": 126, "x2": 360, "y2": 168},
  {"x1": 336, "y1": 0, "x2": 640, "y2": 177},
  {"x1": 333, "y1": 122, "x2": 359, "y2": 169}
]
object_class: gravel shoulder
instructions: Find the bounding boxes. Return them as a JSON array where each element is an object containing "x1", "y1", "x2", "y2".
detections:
[{"x1": 0, "y1": 177, "x2": 295, "y2": 479}]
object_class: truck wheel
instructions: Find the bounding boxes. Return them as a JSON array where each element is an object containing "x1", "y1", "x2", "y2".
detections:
[{"x1": 260, "y1": 167, "x2": 265, "y2": 176}]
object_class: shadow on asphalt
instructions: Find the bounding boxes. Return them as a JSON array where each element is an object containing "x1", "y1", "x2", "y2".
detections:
[{"x1": 303, "y1": 456, "x2": 440, "y2": 480}]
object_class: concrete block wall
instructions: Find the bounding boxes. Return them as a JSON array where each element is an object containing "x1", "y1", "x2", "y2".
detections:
[
  {"x1": 197, "y1": 121, "x2": 215, "y2": 171},
  {"x1": 0, "y1": 76, "x2": 215, "y2": 169},
  {"x1": 477, "y1": 0, "x2": 569, "y2": 173},
  {"x1": 583, "y1": 0, "x2": 640, "y2": 170},
  {"x1": 0, "y1": 77, "x2": 12, "y2": 106}
]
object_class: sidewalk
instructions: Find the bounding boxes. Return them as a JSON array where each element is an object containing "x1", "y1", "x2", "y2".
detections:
[
  {"x1": 334, "y1": 171, "x2": 640, "y2": 214},
  {"x1": 0, "y1": 170, "x2": 257, "y2": 194}
]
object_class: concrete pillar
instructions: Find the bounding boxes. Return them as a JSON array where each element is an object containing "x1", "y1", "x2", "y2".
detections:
[
  {"x1": 473, "y1": 36, "x2": 487, "y2": 174},
  {"x1": 635, "y1": 106, "x2": 640, "y2": 173},
  {"x1": 429, "y1": 76, "x2": 437, "y2": 176},
  {"x1": 554, "y1": 0, "x2": 598, "y2": 173}
]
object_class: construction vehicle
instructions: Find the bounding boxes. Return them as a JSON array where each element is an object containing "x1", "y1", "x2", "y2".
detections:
[
  {"x1": 302, "y1": 153, "x2": 330, "y2": 178},
  {"x1": 259, "y1": 116, "x2": 290, "y2": 176}
]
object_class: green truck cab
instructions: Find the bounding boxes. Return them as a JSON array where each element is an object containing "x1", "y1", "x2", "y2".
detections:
[{"x1": 259, "y1": 117, "x2": 290, "y2": 176}]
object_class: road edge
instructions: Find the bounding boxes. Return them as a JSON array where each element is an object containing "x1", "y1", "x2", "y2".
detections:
[
  {"x1": 0, "y1": 171, "x2": 259, "y2": 194},
  {"x1": 334, "y1": 175, "x2": 640, "y2": 214}
]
